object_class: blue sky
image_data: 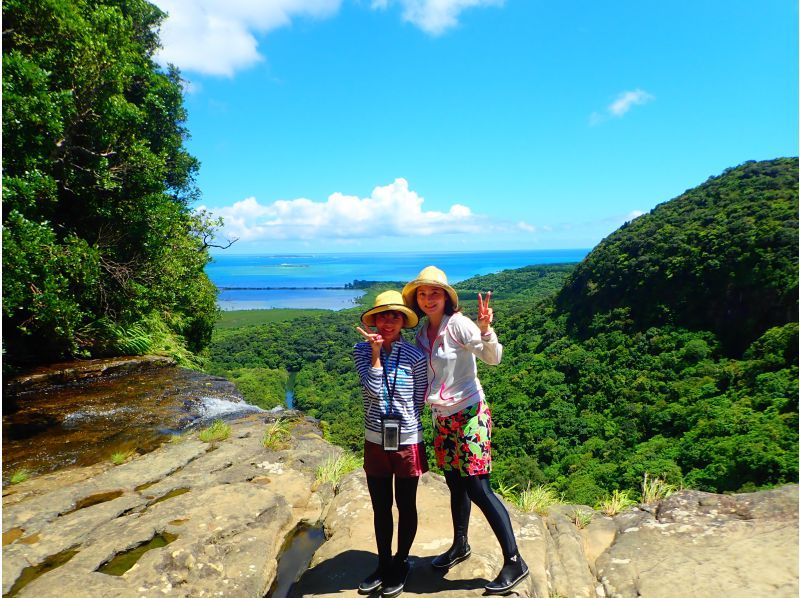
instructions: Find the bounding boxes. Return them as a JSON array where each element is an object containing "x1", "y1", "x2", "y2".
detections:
[{"x1": 151, "y1": 0, "x2": 798, "y2": 254}]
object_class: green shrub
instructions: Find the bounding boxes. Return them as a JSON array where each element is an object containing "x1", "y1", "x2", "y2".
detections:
[{"x1": 229, "y1": 368, "x2": 288, "y2": 409}]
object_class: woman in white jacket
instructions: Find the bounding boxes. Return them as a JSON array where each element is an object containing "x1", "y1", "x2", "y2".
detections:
[{"x1": 402, "y1": 266, "x2": 528, "y2": 595}]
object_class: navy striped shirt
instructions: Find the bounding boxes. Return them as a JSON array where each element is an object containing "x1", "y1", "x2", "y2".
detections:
[{"x1": 353, "y1": 338, "x2": 427, "y2": 445}]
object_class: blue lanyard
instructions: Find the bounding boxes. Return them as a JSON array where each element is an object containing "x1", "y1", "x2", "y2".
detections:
[{"x1": 382, "y1": 344, "x2": 402, "y2": 416}]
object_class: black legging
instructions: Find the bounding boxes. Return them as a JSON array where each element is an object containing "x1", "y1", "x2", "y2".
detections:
[
  {"x1": 444, "y1": 470, "x2": 517, "y2": 558},
  {"x1": 367, "y1": 475, "x2": 420, "y2": 567}
]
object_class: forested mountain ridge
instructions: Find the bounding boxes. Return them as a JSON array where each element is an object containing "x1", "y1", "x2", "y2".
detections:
[
  {"x1": 208, "y1": 158, "x2": 798, "y2": 504},
  {"x1": 555, "y1": 158, "x2": 798, "y2": 355},
  {"x1": 2, "y1": 0, "x2": 219, "y2": 369}
]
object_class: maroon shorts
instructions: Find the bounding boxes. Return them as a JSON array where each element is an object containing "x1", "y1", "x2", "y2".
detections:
[{"x1": 363, "y1": 440, "x2": 429, "y2": 478}]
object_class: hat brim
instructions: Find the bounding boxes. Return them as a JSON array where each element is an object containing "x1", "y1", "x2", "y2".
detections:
[
  {"x1": 361, "y1": 304, "x2": 419, "y2": 328},
  {"x1": 401, "y1": 280, "x2": 459, "y2": 311}
]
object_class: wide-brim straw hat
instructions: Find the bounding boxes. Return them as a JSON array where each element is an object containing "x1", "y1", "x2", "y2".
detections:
[
  {"x1": 402, "y1": 266, "x2": 459, "y2": 311},
  {"x1": 361, "y1": 290, "x2": 419, "y2": 328}
]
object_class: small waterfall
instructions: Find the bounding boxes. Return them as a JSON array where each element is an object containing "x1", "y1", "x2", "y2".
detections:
[{"x1": 2, "y1": 362, "x2": 260, "y2": 480}]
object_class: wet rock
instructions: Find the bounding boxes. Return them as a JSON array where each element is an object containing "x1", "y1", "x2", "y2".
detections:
[
  {"x1": 2, "y1": 362, "x2": 259, "y2": 480},
  {"x1": 2, "y1": 415, "x2": 337, "y2": 597},
  {"x1": 4, "y1": 356, "x2": 175, "y2": 396}
]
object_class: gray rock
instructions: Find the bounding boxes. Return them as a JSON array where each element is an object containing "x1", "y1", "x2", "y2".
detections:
[
  {"x1": 597, "y1": 486, "x2": 799, "y2": 598},
  {"x1": 2, "y1": 415, "x2": 335, "y2": 597},
  {"x1": 4, "y1": 415, "x2": 797, "y2": 598}
]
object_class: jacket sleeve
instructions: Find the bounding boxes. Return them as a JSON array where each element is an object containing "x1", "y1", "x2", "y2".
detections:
[
  {"x1": 353, "y1": 343, "x2": 383, "y2": 400},
  {"x1": 450, "y1": 315, "x2": 503, "y2": 365}
]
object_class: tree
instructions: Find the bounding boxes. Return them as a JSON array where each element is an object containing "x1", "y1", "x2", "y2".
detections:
[{"x1": 3, "y1": 0, "x2": 219, "y2": 366}]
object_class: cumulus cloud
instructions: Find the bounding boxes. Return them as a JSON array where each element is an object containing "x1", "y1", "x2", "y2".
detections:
[
  {"x1": 373, "y1": 0, "x2": 504, "y2": 35},
  {"x1": 590, "y1": 88, "x2": 654, "y2": 125},
  {"x1": 152, "y1": 0, "x2": 341, "y2": 76},
  {"x1": 517, "y1": 221, "x2": 536, "y2": 232},
  {"x1": 152, "y1": 0, "x2": 503, "y2": 76},
  {"x1": 203, "y1": 179, "x2": 494, "y2": 242}
]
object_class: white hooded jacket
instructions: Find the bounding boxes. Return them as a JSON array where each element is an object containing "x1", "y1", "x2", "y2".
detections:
[{"x1": 414, "y1": 312, "x2": 503, "y2": 417}]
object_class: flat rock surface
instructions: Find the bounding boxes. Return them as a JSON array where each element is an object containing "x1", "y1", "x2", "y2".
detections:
[
  {"x1": 597, "y1": 486, "x2": 799, "y2": 598},
  {"x1": 2, "y1": 415, "x2": 336, "y2": 597},
  {"x1": 293, "y1": 480, "x2": 798, "y2": 598},
  {"x1": 4, "y1": 411, "x2": 797, "y2": 598}
]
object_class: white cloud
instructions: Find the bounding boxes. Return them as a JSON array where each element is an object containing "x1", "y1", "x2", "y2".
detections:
[
  {"x1": 378, "y1": 0, "x2": 504, "y2": 35},
  {"x1": 152, "y1": 0, "x2": 503, "y2": 77},
  {"x1": 517, "y1": 221, "x2": 536, "y2": 232},
  {"x1": 590, "y1": 88, "x2": 654, "y2": 125},
  {"x1": 609, "y1": 89, "x2": 655, "y2": 116},
  {"x1": 152, "y1": 0, "x2": 341, "y2": 76},
  {"x1": 202, "y1": 179, "x2": 490, "y2": 242}
]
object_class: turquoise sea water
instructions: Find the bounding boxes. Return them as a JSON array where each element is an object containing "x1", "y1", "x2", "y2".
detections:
[{"x1": 207, "y1": 249, "x2": 589, "y2": 311}]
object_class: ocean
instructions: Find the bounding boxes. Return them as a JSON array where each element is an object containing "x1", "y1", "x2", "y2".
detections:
[{"x1": 206, "y1": 249, "x2": 589, "y2": 311}]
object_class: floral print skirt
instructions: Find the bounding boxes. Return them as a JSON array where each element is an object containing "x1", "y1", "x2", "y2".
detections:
[{"x1": 433, "y1": 399, "x2": 492, "y2": 476}]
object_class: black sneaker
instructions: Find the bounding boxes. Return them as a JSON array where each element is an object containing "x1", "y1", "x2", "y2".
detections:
[
  {"x1": 381, "y1": 558, "x2": 410, "y2": 598},
  {"x1": 484, "y1": 553, "x2": 529, "y2": 595},
  {"x1": 430, "y1": 542, "x2": 471, "y2": 570},
  {"x1": 357, "y1": 568, "x2": 383, "y2": 594}
]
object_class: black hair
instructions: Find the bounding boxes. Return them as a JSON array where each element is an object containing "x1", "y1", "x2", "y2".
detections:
[{"x1": 408, "y1": 288, "x2": 461, "y2": 318}]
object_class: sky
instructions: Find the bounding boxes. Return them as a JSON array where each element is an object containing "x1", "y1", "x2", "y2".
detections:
[{"x1": 150, "y1": 0, "x2": 798, "y2": 254}]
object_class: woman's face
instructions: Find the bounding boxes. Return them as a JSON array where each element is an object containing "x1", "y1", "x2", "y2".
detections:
[
  {"x1": 374, "y1": 310, "x2": 404, "y2": 341},
  {"x1": 416, "y1": 285, "x2": 446, "y2": 318}
]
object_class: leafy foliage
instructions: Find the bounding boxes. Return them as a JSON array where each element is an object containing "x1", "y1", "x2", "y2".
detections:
[
  {"x1": 227, "y1": 368, "x2": 288, "y2": 410},
  {"x1": 555, "y1": 159, "x2": 798, "y2": 356},
  {"x1": 2, "y1": 0, "x2": 219, "y2": 367}
]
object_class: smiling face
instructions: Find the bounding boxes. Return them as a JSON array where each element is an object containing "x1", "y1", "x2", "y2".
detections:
[
  {"x1": 416, "y1": 285, "x2": 447, "y2": 319},
  {"x1": 374, "y1": 310, "x2": 405, "y2": 342}
]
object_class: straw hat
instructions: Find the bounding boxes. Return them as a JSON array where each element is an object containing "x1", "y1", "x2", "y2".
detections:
[
  {"x1": 361, "y1": 290, "x2": 419, "y2": 328},
  {"x1": 402, "y1": 266, "x2": 459, "y2": 311}
]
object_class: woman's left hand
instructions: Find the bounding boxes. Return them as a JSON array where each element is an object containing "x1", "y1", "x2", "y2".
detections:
[{"x1": 477, "y1": 291, "x2": 493, "y2": 334}]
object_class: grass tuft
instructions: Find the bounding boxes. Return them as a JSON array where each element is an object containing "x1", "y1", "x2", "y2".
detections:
[
  {"x1": 570, "y1": 508, "x2": 595, "y2": 529},
  {"x1": 110, "y1": 450, "x2": 136, "y2": 465},
  {"x1": 198, "y1": 420, "x2": 231, "y2": 443},
  {"x1": 596, "y1": 489, "x2": 637, "y2": 516},
  {"x1": 9, "y1": 468, "x2": 31, "y2": 485},
  {"x1": 510, "y1": 483, "x2": 561, "y2": 515},
  {"x1": 314, "y1": 452, "x2": 362, "y2": 492},
  {"x1": 262, "y1": 418, "x2": 294, "y2": 450},
  {"x1": 641, "y1": 472, "x2": 677, "y2": 504},
  {"x1": 495, "y1": 481, "x2": 519, "y2": 502}
]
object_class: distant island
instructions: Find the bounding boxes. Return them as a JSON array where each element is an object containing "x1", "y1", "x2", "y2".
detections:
[{"x1": 218, "y1": 280, "x2": 404, "y2": 291}]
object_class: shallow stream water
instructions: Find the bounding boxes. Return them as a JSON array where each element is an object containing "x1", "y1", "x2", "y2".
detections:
[{"x1": 2, "y1": 364, "x2": 262, "y2": 481}]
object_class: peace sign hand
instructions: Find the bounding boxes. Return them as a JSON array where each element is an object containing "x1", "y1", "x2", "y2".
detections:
[
  {"x1": 477, "y1": 291, "x2": 493, "y2": 334},
  {"x1": 356, "y1": 326, "x2": 384, "y2": 352}
]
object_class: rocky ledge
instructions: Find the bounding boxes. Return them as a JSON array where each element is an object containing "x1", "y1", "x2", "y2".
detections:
[
  {"x1": 2, "y1": 415, "x2": 336, "y2": 597},
  {"x1": 2, "y1": 415, "x2": 798, "y2": 597}
]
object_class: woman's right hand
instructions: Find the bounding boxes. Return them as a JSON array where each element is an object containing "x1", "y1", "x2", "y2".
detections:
[{"x1": 356, "y1": 326, "x2": 384, "y2": 351}]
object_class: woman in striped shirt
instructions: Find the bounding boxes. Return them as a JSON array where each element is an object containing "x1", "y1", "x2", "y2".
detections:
[{"x1": 354, "y1": 290, "x2": 428, "y2": 598}]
